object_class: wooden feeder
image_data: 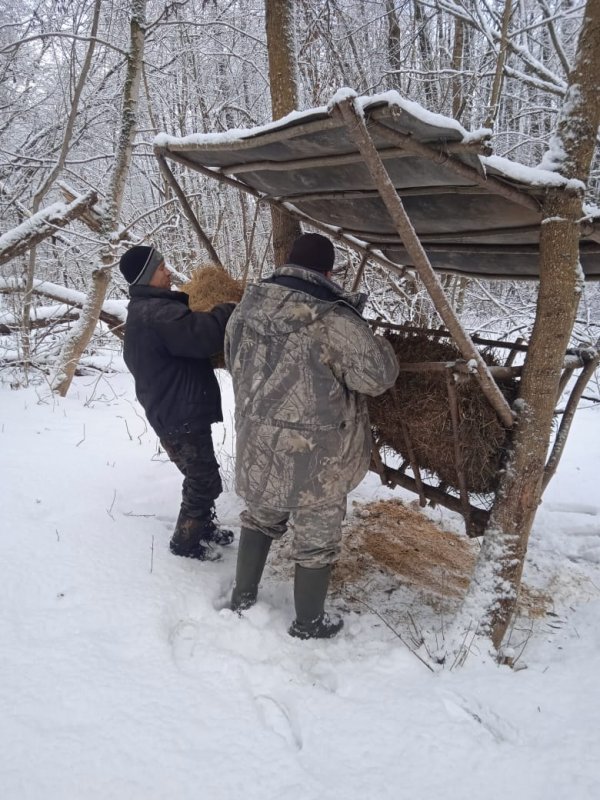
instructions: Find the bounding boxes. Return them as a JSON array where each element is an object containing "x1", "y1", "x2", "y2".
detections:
[{"x1": 154, "y1": 91, "x2": 600, "y2": 536}]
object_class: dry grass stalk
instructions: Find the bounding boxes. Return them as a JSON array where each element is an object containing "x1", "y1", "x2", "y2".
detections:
[{"x1": 367, "y1": 331, "x2": 517, "y2": 494}]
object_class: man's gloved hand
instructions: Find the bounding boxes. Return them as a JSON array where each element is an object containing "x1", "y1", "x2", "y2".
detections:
[
  {"x1": 208, "y1": 302, "x2": 237, "y2": 327},
  {"x1": 211, "y1": 302, "x2": 237, "y2": 317}
]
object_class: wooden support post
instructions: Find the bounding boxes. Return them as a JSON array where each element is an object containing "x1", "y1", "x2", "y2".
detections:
[
  {"x1": 351, "y1": 251, "x2": 369, "y2": 292},
  {"x1": 400, "y1": 421, "x2": 427, "y2": 507},
  {"x1": 504, "y1": 336, "x2": 525, "y2": 367},
  {"x1": 155, "y1": 153, "x2": 223, "y2": 268},
  {"x1": 446, "y1": 368, "x2": 471, "y2": 529},
  {"x1": 370, "y1": 436, "x2": 390, "y2": 485},
  {"x1": 542, "y1": 349, "x2": 600, "y2": 492},
  {"x1": 381, "y1": 465, "x2": 489, "y2": 536},
  {"x1": 334, "y1": 96, "x2": 515, "y2": 429},
  {"x1": 556, "y1": 364, "x2": 578, "y2": 402}
]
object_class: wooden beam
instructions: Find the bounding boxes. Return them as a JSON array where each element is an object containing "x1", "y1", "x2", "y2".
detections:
[
  {"x1": 58, "y1": 181, "x2": 105, "y2": 233},
  {"x1": 373, "y1": 463, "x2": 490, "y2": 537},
  {"x1": 351, "y1": 251, "x2": 369, "y2": 292},
  {"x1": 155, "y1": 146, "x2": 410, "y2": 280},
  {"x1": 222, "y1": 146, "x2": 413, "y2": 176},
  {"x1": 394, "y1": 360, "x2": 520, "y2": 379},
  {"x1": 334, "y1": 96, "x2": 515, "y2": 428},
  {"x1": 155, "y1": 153, "x2": 223, "y2": 268},
  {"x1": 543, "y1": 348, "x2": 600, "y2": 491},
  {"x1": 394, "y1": 356, "x2": 582, "y2": 378},
  {"x1": 277, "y1": 185, "x2": 490, "y2": 203},
  {"x1": 446, "y1": 368, "x2": 471, "y2": 525},
  {"x1": 369, "y1": 118, "x2": 545, "y2": 213}
]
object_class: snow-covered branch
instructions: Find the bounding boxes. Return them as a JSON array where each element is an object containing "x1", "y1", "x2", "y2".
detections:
[{"x1": 0, "y1": 192, "x2": 98, "y2": 266}]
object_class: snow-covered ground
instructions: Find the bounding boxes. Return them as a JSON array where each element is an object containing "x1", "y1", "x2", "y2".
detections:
[{"x1": 1, "y1": 369, "x2": 599, "y2": 800}]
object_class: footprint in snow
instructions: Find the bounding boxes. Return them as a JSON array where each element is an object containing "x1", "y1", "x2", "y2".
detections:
[
  {"x1": 254, "y1": 694, "x2": 303, "y2": 750},
  {"x1": 441, "y1": 692, "x2": 521, "y2": 744},
  {"x1": 169, "y1": 619, "x2": 200, "y2": 667},
  {"x1": 212, "y1": 579, "x2": 234, "y2": 611}
]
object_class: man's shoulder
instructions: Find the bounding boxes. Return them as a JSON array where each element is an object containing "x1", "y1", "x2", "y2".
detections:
[
  {"x1": 322, "y1": 302, "x2": 373, "y2": 344},
  {"x1": 130, "y1": 289, "x2": 189, "y2": 318}
]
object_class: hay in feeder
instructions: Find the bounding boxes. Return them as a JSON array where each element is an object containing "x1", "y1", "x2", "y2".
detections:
[
  {"x1": 179, "y1": 264, "x2": 244, "y2": 368},
  {"x1": 367, "y1": 331, "x2": 516, "y2": 494},
  {"x1": 179, "y1": 264, "x2": 244, "y2": 311}
]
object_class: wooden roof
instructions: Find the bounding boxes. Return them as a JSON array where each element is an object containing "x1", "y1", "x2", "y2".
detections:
[{"x1": 155, "y1": 94, "x2": 600, "y2": 280}]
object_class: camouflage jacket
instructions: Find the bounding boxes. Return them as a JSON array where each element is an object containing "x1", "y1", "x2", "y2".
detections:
[{"x1": 224, "y1": 266, "x2": 399, "y2": 510}]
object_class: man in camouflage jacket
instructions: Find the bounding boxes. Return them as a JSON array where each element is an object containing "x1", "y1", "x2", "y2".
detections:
[{"x1": 225, "y1": 233, "x2": 398, "y2": 639}]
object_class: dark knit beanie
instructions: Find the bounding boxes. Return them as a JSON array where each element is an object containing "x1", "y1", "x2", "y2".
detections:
[
  {"x1": 119, "y1": 245, "x2": 164, "y2": 286},
  {"x1": 287, "y1": 233, "x2": 335, "y2": 273}
]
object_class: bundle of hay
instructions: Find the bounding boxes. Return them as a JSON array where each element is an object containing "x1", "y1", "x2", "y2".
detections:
[
  {"x1": 367, "y1": 331, "x2": 516, "y2": 494},
  {"x1": 179, "y1": 264, "x2": 244, "y2": 368},
  {"x1": 179, "y1": 264, "x2": 244, "y2": 311}
]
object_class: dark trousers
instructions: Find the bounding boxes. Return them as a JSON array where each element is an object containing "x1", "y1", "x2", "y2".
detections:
[{"x1": 160, "y1": 427, "x2": 223, "y2": 520}]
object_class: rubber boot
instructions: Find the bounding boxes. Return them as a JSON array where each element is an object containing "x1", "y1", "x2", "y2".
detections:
[
  {"x1": 169, "y1": 511, "x2": 222, "y2": 561},
  {"x1": 230, "y1": 527, "x2": 272, "y2": 611},
  {"x1": 288, "y1": 564, "x2": 343, "y2": 640}
]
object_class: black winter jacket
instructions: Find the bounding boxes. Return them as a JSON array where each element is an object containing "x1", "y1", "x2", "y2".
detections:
[{"x1": 123, "y1": 285, "x2": 234, "y2": 437}]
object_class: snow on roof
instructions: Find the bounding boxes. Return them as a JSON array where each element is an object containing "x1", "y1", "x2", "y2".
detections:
[{"x1": 154, "y1": 90, "x2": 600, "y2": 280}]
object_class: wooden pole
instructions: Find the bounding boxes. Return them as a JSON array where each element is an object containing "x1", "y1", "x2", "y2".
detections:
[
  {"x1": 400, "y1": 421, "x2": 427, "y2": 507},
  {"x1": 351, "y1": 252, "x2": 369, "y2": 292},
  {"x1": 369, "y1": 119, "x2": 545, "y2": 213},
  {"x1": 155, "y1": 146, "x2": 408, "y2": 280},
  {"x1": 446, "y1": 368, "x2": 471, "y2": 526},
  {"x1": 156, "y1": 153, "x2": 223, "y2": 268},
  {"x1": 380, "y1": 464, "x2": 489, "y2": 536},
  {"x1": 334, "y1": 96, "x2": 515, "y2": 429},
  {"x1": 542, "y1": 349, "x2": 600, "y2": 491}
]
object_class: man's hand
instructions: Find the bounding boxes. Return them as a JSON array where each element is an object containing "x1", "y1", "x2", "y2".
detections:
[{"x1": 211, "y1": 302, "x2": 237, "y2": 316}]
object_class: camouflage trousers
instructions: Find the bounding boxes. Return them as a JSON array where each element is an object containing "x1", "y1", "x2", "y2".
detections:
[
  {"x1": 160, "y1": 427, "x2": 223, "y2": 520},
  {"x1": 240, "y1": 497, "x2": 347, "y2": 568}
]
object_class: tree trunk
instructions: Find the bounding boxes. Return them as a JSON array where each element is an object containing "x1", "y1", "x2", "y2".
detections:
[
  {"x1": 451, "y1": 17, "x2": 465, "y2": 120},
  {"x1": 483, "y1": 0, "x2": 513, "y2": 129},
  {"x1": 456, "y1": 0, "x2": 600, "y2": 657},
  {"x1": 265, "y1": 0, "x2": 301, "y2": 265},
  {"x1": 413, "y1": 0, "x2": 439, "y2": 109},
  {"x1": 52, "y1": 0, "x2": 146, "y2": 397},
  {"x1": 386, "y1": 0, "x2": 402, "y2": 90}
]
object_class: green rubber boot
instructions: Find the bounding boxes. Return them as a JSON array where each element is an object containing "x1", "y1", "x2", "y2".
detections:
[
  {"x1": 288, "y1": 564, "x2": 343, "y2": 640},
  {"x1": 230, "y1": 527, "x2": 272, "y2": 611}
]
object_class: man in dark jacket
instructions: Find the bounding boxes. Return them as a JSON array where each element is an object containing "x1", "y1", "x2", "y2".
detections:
[{"x1": 120, "y1": 244, "x2": 236, "y2": 561}]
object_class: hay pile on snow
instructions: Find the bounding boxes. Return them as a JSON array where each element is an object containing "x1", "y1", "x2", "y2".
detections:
[
  {"x1": 333, "y1": 499, "x2": 550, "y2": 617},
  {"x1": 367, "y1": 331, "x2": 516, "y2": 494}
]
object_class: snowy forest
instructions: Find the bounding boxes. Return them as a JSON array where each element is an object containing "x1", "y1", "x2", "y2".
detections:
[
  {"x1": 1, "y1": 0, "x2": 599, "y2": 354},
  {"x1": 1, "y1": 1, "x2": 600, "y2": 798}
]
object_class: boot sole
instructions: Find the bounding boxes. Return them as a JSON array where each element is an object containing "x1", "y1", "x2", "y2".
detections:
[{"x1": 169, "y1": 544, "x2": 222, "y2": 562}]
